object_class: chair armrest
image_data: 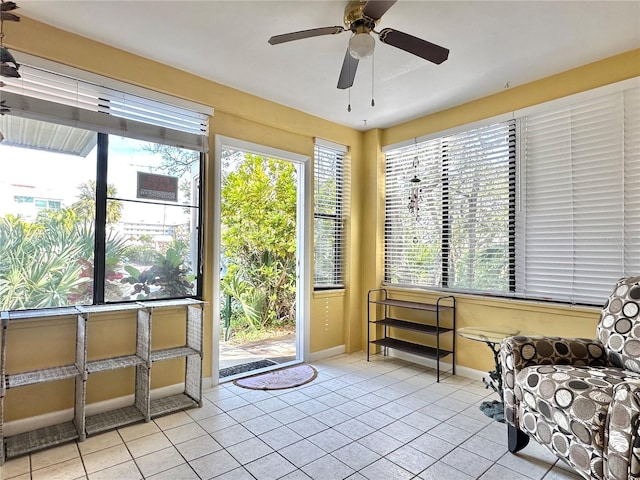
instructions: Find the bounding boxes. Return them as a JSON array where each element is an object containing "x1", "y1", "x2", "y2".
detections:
[
  {"x1": 501, "y1": 336, "x2": 607, "y2": 372},
  {"x1": 605, "y1": 381, "x2": 640, "y2": 479},
  {"x1": 500, "y1": 336, "x2": 607, "y2": 426}
]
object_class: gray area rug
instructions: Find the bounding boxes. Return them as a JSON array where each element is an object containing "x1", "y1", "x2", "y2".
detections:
[{"x1": 219, "y1": 359, "x2": 276, "y2": 378}]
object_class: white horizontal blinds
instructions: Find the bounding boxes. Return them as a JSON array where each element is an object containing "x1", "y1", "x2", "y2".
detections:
[
  {"x1": 385, "y1": 121, "x2": 514, "y2": 291},
  {"x1": 384, "y1": 140, "x2": 443, "y2": 287},
  {"x1": 518, "y1": 91, "x2": 629, "y2": 304},
  {"x1": 445, "y1": 121, "x2": 515, "y2": 292},
  {"x1": 1, "y1": 65, "x2": 209, "y2": 151},
  {"x1": 625, "y1": 87, "x2": 640, "y2": 274},
  {"x1": 314, "y1": 142, "x2": 347, "y2": 288}
]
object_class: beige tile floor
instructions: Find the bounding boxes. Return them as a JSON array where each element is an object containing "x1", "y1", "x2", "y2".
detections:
[{"x1": 0, "y1": 353, "x2": 582, "y2": 480}]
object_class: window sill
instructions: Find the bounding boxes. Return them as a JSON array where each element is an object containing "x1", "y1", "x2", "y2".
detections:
[
  {"x1": 313, "y1": 289, "x2": 346, "y2": 299},
  {"x1": 382, "y1": 285, "x2": 600, "y2": 318}
]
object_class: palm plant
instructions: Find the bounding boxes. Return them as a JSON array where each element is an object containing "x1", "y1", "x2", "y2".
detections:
[
  {"x1": 0, "y1": 214, "x2": 88, "y2": 310},
  {"x1": 121, "y1": 240, "x2": 195, "y2": 300},
  {"x1": 221, "y1": 267, "x2": 266, "y2": 332},
  {"x1": 68, "y1": 224, "x2": 129, "y2": 304}
]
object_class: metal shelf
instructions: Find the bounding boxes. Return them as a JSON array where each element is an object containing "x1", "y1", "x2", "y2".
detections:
[
  {"x1": 367, "y1": 288, "x2": 456, "y2": 382},
  {"x1": 371, "y1": 318, "x2": 452, "y2": 336},
  {"x1": 369, "y1": 298, "x2": 454, "y2": 312},
  {"x1": 371, "y1": 338, "x2": 452, "y2": 360}
]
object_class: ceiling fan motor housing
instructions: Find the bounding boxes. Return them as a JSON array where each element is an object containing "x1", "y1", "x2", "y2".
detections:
[{"x1": 344, "y1": 1, "x2": 378, "y2": 33}]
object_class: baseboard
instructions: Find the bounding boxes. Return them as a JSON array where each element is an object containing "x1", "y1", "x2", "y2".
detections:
[
  {"x1": 4, "y1": 383, "x2": 186, "y2": 437},
  {"x1": 308, "y1": 345, "x2": 346, "y2": 362},
  {"x1": 4, "y1": 356, "x2": 486, "y2": 436},
  {"x1": 386, "y1": 350, "x2": 486, "y2": 383}
]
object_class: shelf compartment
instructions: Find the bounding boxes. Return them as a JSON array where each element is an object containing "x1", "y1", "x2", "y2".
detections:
[
  {"x1": 6, "y1": 365, "x2": 80, "y2": 388},
  {"x1": 370, "y1": 298, "x2": 454, "y2": 312},
  {"x1": 5, "y1": 421, "x2": 79, "y2": 459},
  {"x1": 150, "y1": 346, "x2": 199, "y2": 363},
  {"x1": 85, "y1": 405, "x2": 145, "y2": 436},
  {"x1": 371, "y1": 337, "x2": 452, "y2": 360},
  {"x1": 150, "y1": 393, "x2": 198, "y2": 417},
  {"x1": 86, "y1": 355, "x2": 145, "y2": 374},
  {"x1": 372, "y1": 318, "x2": 453, "y2": 335}
]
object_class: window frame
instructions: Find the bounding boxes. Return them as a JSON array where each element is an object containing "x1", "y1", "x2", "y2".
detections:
[
  {"x1": 93, "y1": 133, "x2": 205, "y2": 304},
  {"x1": 0, "y1": 59, "x2": 209, "y2": 310},
  {"x1": 313, "y1": 141, "x2": 348, "y2": 290}
]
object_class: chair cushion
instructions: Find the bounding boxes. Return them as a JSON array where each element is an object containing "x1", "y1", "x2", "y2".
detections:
[
  {"x1": 597, "y1": 276, "x2": 640, "y2": 373},
  {"x1": 516, "y1": 364, "x2": 640, "y2": 477}
]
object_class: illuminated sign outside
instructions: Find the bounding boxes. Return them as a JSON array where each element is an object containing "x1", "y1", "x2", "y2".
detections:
[{"x1": 137, "y1": 172, "x2": 179, "y2": 202}]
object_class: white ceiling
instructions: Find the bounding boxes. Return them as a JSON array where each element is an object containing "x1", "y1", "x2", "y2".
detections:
[{"x1": 17, "y1": 1, "x2": 640, "y2": 131}]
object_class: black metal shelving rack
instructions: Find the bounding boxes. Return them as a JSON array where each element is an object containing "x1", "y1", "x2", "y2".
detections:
[{"x1": 367, "y1": 288, "x2": 456, "y2": 382}]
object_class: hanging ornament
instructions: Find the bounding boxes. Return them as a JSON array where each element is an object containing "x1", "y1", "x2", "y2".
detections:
[{"x1": 407, "y1": 145, "x2": 422, "y2": 219}]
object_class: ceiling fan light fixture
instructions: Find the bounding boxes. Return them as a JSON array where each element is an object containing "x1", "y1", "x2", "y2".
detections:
[{"x1": 348, "y1": 32, "x2": 375, "y2": 59}]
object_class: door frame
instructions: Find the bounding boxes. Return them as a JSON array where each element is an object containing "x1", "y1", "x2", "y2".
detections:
[{"x1": 212, "y1": 135, "x2": 311, "y2": 385}]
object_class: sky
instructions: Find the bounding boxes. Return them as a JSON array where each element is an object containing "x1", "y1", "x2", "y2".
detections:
[{"x1": 0, "y1": 135, "x2": 194, "y2": 226}]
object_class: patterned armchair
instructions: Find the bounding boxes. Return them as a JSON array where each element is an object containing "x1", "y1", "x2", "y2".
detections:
[{"x1": 501, "y1": 277, "x2": 640, "y2": 480}]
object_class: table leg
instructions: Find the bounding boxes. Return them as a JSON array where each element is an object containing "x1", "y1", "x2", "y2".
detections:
[{"x1": 479, "y1": 340, "x2": 505, "y2": 422}]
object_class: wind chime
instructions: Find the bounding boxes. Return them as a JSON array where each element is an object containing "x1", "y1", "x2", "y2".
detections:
[
  {"x1": 0, "y1": 0, "x2": 21, "y2": 143},
  {"x1": 407, "y1": 145, "x2": 421, "y2": 219},
  {"x1": 407, "y1": 143, "x2": 421, "y2": 245}
]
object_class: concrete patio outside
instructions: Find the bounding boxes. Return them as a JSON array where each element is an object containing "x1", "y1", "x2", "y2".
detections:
[{"x1": 219, "y1": 332, "x2": 297, "y2": 373}]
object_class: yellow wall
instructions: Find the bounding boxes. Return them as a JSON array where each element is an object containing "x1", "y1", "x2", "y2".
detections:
[{"x1": 2, "y1": 15, "x2": 639, "y2": 421}]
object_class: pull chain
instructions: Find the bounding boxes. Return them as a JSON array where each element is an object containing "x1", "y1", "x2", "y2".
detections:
[
  {"x1": 371, "y1": 52, "x2": 375, "y2": 107},
  {"x1": 347, "y1": 86, "x2": 351, "y2": 112}
]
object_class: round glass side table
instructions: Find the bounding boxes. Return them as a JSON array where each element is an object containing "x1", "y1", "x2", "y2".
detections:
[{"x1": 457, "y1": 327, "x2": 520, "y2": 422}]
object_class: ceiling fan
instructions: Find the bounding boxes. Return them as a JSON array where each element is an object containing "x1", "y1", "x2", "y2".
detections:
[{"x1": 268, "y1": 0, "x2": 449, "y2": 90}]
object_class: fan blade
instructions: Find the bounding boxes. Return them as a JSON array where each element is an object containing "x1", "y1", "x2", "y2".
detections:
[
  {"x1": 0, "y1": 2, "x2": 18, "y2": 11},
  {"x1": 268, "y1": 26, "x2": 345, "y2": 45},
  {"x1": 379, "y1": 28, "x2": 449, "y2": 64},
  {"x1": 363, "y1": 0, "x2": 397, "y2": 21},
  {"x1": 0, "y1": 64, "x2": 20, "y2": 78},
  {"x1": 1, "y1": 11, "x2": 19, "y2": 21},
  {"x1": 337, "y1": 49, "x2": 359, "y2": 90}
]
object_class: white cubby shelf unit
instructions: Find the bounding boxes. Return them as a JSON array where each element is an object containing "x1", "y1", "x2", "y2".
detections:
[{"x1": 0, "y1": 298, "x2": 204, "y2": 463}]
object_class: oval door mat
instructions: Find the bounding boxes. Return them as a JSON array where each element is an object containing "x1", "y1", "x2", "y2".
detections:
[{"x1": 233, "y1": 364, "x2": 317, "y2": 390}]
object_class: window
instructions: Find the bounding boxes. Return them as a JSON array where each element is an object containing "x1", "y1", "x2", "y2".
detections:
[
  {"x1": 516, "y1": 86, "x2": 640, "y2": 304},
  {"x1": 385, "y1": 121, "x2": 515, "y2": 293},
  {"x1": 0, "y1": 63, "x2": 209, "y2": 310},
  {"x1": 314, "y1": 141, "x2": 348, "y2": 289},
  {"x1": 384, "y1": 80, "x2": 640, "y2": 306}
]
